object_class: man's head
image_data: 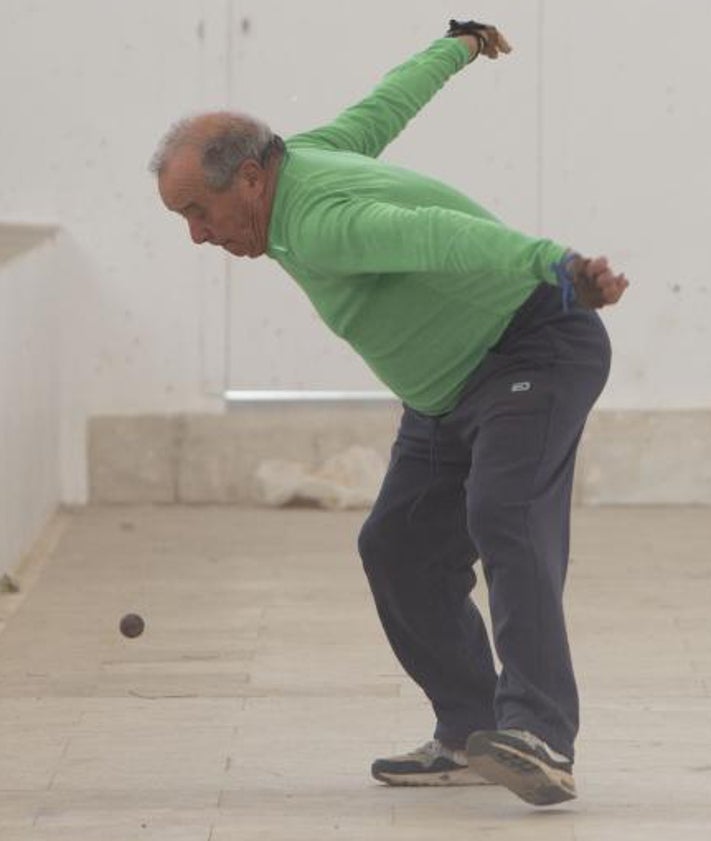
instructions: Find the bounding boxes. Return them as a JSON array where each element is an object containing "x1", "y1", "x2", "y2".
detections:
[{"x1": 150, "y1": 112, "x2": 284, "y2": 258}]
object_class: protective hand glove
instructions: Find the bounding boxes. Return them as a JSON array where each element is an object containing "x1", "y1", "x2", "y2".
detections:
[{"x1": 445, "y1": 19, "x2": 512, "y2": 59}]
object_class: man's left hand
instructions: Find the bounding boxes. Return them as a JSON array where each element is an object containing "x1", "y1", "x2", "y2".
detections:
[{"x1": 571, "y1": 255, "x2": 629, "y2": 309}]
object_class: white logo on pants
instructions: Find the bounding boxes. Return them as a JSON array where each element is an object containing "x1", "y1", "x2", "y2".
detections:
[{"x1": 511, "y1": 381, "x2": 532, "y2": 393}]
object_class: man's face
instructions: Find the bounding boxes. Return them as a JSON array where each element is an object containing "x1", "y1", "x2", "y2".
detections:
[{"x1": 158, "y1": 145, "x2": 265, "y2": 258}]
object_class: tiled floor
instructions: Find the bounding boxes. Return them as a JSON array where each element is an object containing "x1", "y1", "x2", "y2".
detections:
[{"x1": 0, "y1": 505, "x2": 710, "y2": 839}]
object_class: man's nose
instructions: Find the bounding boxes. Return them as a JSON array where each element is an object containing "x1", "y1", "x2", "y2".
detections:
[{"x1": 188, "y1": 218, "x2": 212, "y2": 245}]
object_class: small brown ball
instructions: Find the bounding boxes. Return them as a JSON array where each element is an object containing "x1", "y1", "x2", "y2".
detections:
[{"x1": 119, "y1": 613, "x2": 145, "y2": 638}]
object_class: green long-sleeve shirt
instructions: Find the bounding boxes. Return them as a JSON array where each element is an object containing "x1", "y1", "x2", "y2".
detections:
[{"x1": 266, "y1": 38, "x2": 567, "y2": 414}]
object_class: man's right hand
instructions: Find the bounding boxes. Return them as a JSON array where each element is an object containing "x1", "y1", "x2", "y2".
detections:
[{"x1": 446, "y1": 19, "x2": 512, "y2": 60}]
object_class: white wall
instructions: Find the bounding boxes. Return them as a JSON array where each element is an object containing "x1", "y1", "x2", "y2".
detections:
[
  {"x1": 0, "y1": 224, "x2": 99, "y2": 575},
  {"x1": 0, "y1": 229, "x2": 59, "y2": 576},
  {"x1": 0, "y1": 0, "x2": 230, "y2": 417},
  {"x1": 0, "y1": 1, "x2": 709, "y2": 519},
  {"x1": 224, "y1": 0, "x2": 711, "y2": 406},
  {"x1": 541, "y1": 1, "x2": 711, "y2": 409}
]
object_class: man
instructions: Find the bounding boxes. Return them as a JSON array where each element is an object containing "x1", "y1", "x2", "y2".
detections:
[{"x1": 151, "y1": 19, "x2": 628, "y2": 807}]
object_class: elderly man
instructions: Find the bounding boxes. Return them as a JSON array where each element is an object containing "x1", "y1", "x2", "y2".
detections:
[{"x1": 151, "y1": 20, "x2": 627, "y2": 807}]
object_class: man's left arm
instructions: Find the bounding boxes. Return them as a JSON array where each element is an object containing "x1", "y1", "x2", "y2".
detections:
[{"x1": 295, "y1": 198, "x2": 628, "y2": 308}]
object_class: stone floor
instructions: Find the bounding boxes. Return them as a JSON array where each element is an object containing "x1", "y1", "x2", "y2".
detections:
[{"x1": 0, "y1": 504, "x2": 710, "y2": 840}]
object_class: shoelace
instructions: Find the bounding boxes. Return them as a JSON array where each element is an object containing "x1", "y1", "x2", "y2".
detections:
[
  {"x1": 419, "y1": 740, "x2": 467, "y2": 765},
  {"x1": 419, "y1": 740, "x2": 444, "y2": 758},
  {"x1": 505, "y1": 729, "x2": 570, "y2": 763}
]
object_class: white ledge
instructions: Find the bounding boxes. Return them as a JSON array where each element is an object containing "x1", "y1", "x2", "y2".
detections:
[
  {"x1": 0, "y1": 222, "x2": 59, "y2": 265},
  {"x1": 225, "y1": 390, "x2": 396, "y2": 404}
]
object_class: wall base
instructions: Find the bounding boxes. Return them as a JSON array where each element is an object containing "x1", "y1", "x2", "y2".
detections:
[{"x1": 88, "y1": 407, "x2": 710, "y2": 506}]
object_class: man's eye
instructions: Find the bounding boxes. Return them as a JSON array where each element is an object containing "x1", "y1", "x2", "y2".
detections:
[{"x1": 181, "y1": 206, "x2": 206, "y2": 221}]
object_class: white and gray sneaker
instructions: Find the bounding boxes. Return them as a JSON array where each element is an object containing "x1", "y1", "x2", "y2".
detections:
[
  {"x1": 466, "y1": 729, "x2": 576, "y2": 806},
  {"x1": 371, "y1": 739, "x2": 492, "y2": 786}
]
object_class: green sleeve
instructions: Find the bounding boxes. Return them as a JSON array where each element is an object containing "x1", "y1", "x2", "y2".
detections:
[
  {"x1": 293, "y1": 198, "x2": 568, "y2": 285},
  {"x1": 287, "y1": 39, "x2": 471, "y2": 158}
]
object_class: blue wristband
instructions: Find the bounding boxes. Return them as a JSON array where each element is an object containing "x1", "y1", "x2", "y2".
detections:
[{"x1": 551, "y1": 253, "x2": 578, "y2": 313}]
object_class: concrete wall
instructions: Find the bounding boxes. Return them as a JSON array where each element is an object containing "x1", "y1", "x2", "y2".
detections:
[
  {"x1": 0, "y1": 0, "x2": 229, "y2": 417},
  {"x1": 88, "y1": 403, "x2": 402, "y2": 505},
  {"x1": 0, "y1": 228, "x2": 59, "y2": 578},
  {"x1": 224, "y1": 0, "x2": 711, "y2": 406},
  {"x1": 0, "y1": 1, "x2": 709, "y2": 532},
  {"x1": 86, "y1": 407, "x2": 711, "y2": 507}
]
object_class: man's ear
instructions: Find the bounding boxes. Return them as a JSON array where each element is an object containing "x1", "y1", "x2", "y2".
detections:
[{"x1": 239, "y1": 159, "x2": 264, "y2": 192}]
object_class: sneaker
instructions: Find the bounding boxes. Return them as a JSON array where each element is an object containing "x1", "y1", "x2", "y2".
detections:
[
  {"x1": 371, "y1": 739, "x2": 492, "y2": 787},
  {"x1": 466, "y1": 729, "x2": 576, "y2": 806}
]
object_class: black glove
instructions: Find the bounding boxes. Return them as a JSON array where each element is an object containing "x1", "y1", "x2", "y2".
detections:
[{"x1": 445, "y1": 19, "x2": 512, "y2": 60}]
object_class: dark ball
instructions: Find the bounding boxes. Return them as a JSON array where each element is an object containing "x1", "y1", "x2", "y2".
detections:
[{"x1": 119, "y1": 613, "x2": 145, "y2": 638}]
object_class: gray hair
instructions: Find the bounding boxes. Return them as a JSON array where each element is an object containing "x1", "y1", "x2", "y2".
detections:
[{"x1": 149, "y1": 112, "x2": 284, "y2": 191}]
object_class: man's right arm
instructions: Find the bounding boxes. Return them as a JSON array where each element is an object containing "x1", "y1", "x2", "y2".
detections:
[{"x1": 287, "y1": 38, "x2": 474, "y2": 159}]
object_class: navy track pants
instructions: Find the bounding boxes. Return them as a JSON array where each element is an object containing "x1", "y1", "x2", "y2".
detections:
[{"x1": 358, "y1": 283, "x2": 611, "y2": 759}]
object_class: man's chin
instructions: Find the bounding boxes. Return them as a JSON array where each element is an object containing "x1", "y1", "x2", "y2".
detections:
[{"x1": 222, "y1": 243, "x2": 259, "y2": 258}]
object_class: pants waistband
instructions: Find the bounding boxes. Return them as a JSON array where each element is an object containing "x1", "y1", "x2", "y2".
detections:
[{"x1": 491, "y1": 283, "x2": 559, "y2": 353}]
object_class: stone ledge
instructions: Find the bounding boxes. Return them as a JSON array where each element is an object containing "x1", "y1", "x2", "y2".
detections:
[
  {"x1": 577, "y1": 410, "x2": 711, "y2": 505},
  {"x1": 88, "y1": 408, "x2": 710, "y2": 506},
  {"x1": 89, "y1": 415, "x2": 181, "y2": 504},
  {"x1": 89, "y1": 403, "x2": 401, "y2": 505},
  {"x1": 0, "y1": 222, "x2": 58, "y2": 266}
]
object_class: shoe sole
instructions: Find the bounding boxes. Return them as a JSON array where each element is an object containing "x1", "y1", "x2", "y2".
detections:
[
  {"x1": 372, "y1": 766, "x2": 493, "y2": 787},
  {"x1": 465, "y1": 731, "x2": 577, "y2": 806}
]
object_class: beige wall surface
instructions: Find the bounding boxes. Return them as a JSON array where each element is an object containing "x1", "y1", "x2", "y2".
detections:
[
  {"x1": 0, "y1": 2, "x2": 708, "y2": 556},
  {"x1": 1, "y1": 1, "x2": 709, "y2": 415}
]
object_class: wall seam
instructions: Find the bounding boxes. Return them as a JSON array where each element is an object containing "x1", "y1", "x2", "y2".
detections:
[{"x1": 536, "y1": 0, "x2": 545, "y2": 236}]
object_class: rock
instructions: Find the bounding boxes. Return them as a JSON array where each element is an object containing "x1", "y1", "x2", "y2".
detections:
[{"x1": 254, "y1": 446, "x2": 386, "y2": 510}]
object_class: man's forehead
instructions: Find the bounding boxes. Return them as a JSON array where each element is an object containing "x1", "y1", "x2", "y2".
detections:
[{"x1": 158, "y1": 146, "x2": 205, "y2": 210}]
